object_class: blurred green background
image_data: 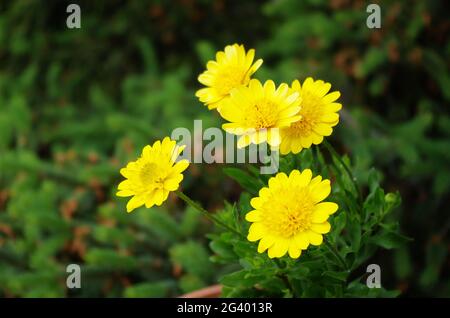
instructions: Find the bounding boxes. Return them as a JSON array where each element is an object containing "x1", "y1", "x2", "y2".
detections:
[{"x1": 0, "y1": 0, "x2": 448, "y2": 297}]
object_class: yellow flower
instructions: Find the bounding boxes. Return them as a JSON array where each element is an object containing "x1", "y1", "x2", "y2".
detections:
[
  {"x1": 220, "y1": 79, "x2": 302, "y2": 148},
  {"x1": 117, "y1": 137, "x2": 189, "y2": 213},
  {"x1": 245, "y1": 169, "x2": 338, "y2": 259},
  {"x1": 196, "y1": 43, "x2": 263, "y2": 110},
  {"x1": 280, "y1": 78, "x2": 342, "y2": 155}
]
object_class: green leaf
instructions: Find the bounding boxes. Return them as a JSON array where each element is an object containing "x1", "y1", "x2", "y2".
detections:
[
  {"x1": 223, "y1": 167, "x2": 261, "y2": 195},
  {"x1": 322, "y1": 271, "x2": 348, "y2": 282},
  {"x1": 170, "y1": 241, "x2": 214, "y2": 280},
  {"x1": 370, "y1": 231, "x2": 411, "y2": 250},
  {"x1": 347, "y1": 216, "x2": 362, "y2": 252}
]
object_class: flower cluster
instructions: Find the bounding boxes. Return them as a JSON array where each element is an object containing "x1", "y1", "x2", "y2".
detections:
[
  {"x1": 196, "y1": 44, "x2": 342, "y2": 153},
  {"x1": 117, "y1": 44, "x2": 341, "y2": 260},
  {"x1": 196, "y1": 44, "x2": 341, "y2": 258}
]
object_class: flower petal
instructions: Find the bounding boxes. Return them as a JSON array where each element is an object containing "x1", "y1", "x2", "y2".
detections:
[
  {"x1": 307, "y1": 230, "x2": 323, "y2": 246},
  {"x1": 311, "y1": 222, "x2": 331, "y2": 234}
]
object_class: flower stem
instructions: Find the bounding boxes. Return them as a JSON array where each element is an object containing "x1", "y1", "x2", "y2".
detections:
[
  {"x1": 274, "y1": 259, "x2": 297, "y2": 297},
  {"x1": 175, "y1": 190, "x2": 243, "y2": 237},
  {"x1": 324, "y1": 237, "x2": 348, "y2": 271},
  {"x1": 322, "y1": 140, "x2": 361, "y2": 204}
]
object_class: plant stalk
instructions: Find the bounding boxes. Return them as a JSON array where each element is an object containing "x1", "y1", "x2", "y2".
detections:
[
  {"x1": 322, "y1": 140, "x2": 362, "y2": 204},
  {"x1": 175, "y1": 190, "x2": 243, "y2": 237},
  {"x1": 324, "y1": 237, "x2": 348, "y2": 271}
]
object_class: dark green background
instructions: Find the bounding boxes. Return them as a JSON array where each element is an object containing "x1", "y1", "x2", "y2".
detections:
[{"x1": 0, "y1": 0, "x2": 448, "y2": 297}]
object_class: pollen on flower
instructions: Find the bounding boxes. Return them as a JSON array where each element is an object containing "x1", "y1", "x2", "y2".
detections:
[
  {"x1": 214, "y1": 66, "x2": 248, "y2": 96},
  {"x1": 261, "y1": 188, "x2": 314, "y2": 238},
  {"x1": 244, "y1": 100, "x2": 279, "y2": 129},
  {"x1": 139, "y1": 163, "x2": 164, "y2": 187},
  {"x1": 220, "y1": 79, "x2": 302, "y2": 148},
  {"x1": 287, "y1": 96, "x2": 323, "y2": 137}
]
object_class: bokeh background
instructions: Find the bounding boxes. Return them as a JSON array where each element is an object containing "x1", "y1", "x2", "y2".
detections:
[{"x1": 0, "y1": 0, "x2": 448, "y2": 297}]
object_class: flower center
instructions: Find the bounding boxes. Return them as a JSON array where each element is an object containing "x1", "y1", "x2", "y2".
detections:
[
  {"x1": 290, "y1": 91, "x2": 323, "y2": 136},
  {"x1": 244, "y1": 99, "x2": 278, "y2": 129},
  {"x1": 215, "y1": 66, "x2": 248, "y2": 96},
  {"x1": 139, "y1": 163, "x2": 164, "y2": 187},
  {"x1": 262, "y1": 189, "x2": 314, "y2": 238}
]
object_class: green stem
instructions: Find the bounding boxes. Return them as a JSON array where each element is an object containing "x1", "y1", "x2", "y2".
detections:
[
  {"x1": 322, "y1": 140, "x2": 361, "y2": 203},
  {"x1": 324, "y1": 237, "x2": 348, "y2": 271},
  {"x1": 175, "y1": 190, "x2": 243, "y2": 237},
  {"x1": 274, "y1": 259, "x2": 297, "y2": 297}
]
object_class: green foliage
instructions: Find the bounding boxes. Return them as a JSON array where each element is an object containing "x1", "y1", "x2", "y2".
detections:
[
  {"x1": 211, "y1": 148, "x2": 407, "y2": 297},
  {"x1": 0, "y1": 0, "x2": 448, "y2": 297},
  {"x1": 257, "y1": 0, "x2": 450, "y2": 297}
]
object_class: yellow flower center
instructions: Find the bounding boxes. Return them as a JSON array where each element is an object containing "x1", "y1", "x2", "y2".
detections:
[
  {"x1": 262, "y1": 189, "x2": 314, "y2": 238},
  {"x1": 139, "y1": 162, "x2": 164, "y2": 188},
  {"x1": 244, "y1": 99, "x2": 278, "y2": 129},
  {"x1": 214, "y1": 66, "x2": 248, "y2": 96},
  {"x1": 290, "y1": 91, "x2": 323, "y2": 136}
]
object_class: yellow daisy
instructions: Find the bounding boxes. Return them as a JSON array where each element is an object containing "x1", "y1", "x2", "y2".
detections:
[
  {"x1": 220, "y1": 79, "x2": 302, "y2": 148},
  {"x1": 117, "y1": 137, "x2": 189, "y2": 213},
  {"x1": 245, "y1": 169, "x2": 338, "y2": 259},
  {"x1": 196, "y1": 43, "x2": 263, "y2": 110},
  {"x1": 280, "y1": 78, "x2": 342, "y2": 155}
]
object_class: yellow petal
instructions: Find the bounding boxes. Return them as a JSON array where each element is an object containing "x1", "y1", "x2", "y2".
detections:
[
  {"x1": 249, "y1": 58, "x2": 263, "y2": 75},
  {"x1": 307, "y1": 230, "x2": 323, "y2": 246},
  {"x1": 311, "y1": 180, "x2": 331, "y2": 202},
  {"x1": 297, "y1": 169, "x2": 312, "y2": 187},
  {"x1": 116, "y1": 189, "x2": 134, "y2": 197},
  {"x1": 323, "y1": 91, "x2": 341, "y2": 104},
  {"x1": 321, "y1": 113, "x2": 339, "y2": 124},
  {"x1": 288, "y1": 242, "x2": 302, "y2": 259},
  {"x1": 289, "y1": 169, "x2": 301, "y2": 179},
  {"x1": 164, "y1": 177, "x2": 181, "y2": 191},
  {"x1": 309, "y1": 175, "x2": 323, "y2": 187},
  {"x1": 268, "y1": 239, "x2": 289, "y2": 258},
  {"x1": 250, "y1": 197, "x2": 263, "y2": 209},
  {"x1": 264, "y1": 80, "x2": 276, "y2": 96},
  {"x1": 291, "y1": 79, "x2": 301, "y2": 91},
  {"x1": 142, "y1": 145, "x2": 152, "y2": 158},
  {"x1": 198, "y1": 73, "x2": 213, "y2": 86},
  {"x1": 173, "y1": 160, "x2": 189, "y2": 173},
  {"x1": 237, "y1": 134, "x2": 252, "y2": 148},
  {"x1": 291, "y1": 138, "x2": 303, "y2": 154},
  {"x1": 300, "y1": 135, "x2": 313, "y2": 148},
  {"x1": 247, "y1": 223, "x2": 265, "y2": 242},
  {"x1": 311, "y1": 222, "x2": 331, "y2": 234},
  {"x1": 302, "y1": 77, "x2": 314, "y2": 90},
  {"x1": 324, "y1": 103, "x2": 342, "y2": 112},
  {"x1": 245, "y1": 210, "x2": 262, "y2": 222},
  {"x1": 267, "y1": 129, "x2": 281, "y2": 147},
  {"x1": 145, "y1": 197, "x2": 155, "y2": 208},
  {"x1": 314, "y1": 202, "x2": 339, "y2": 215},
  {"x1": 313, "y1": 124, "x2": 333, "y2": 136},
  {"x1": 316, "y1": 82, "x2": 331, "y2": 97},
  {"x1": 279, "y1": 136, "x2": 292, "y2": 155},
  {"x1": 276, "y1": 172, "x2": 288, "y2": 182},
  {"x1": 118, "y1": 180, "x2": 133, "y2": 190},
  {"x1": 294, "y1": 232, "x2": 310, "y2": 249},
  {"x1": 153, "y1": 189, "x2": 165, "y2": 206},
  {"x1": 311, "y1": 133, "x2": 324, "y2": 145},
  {"x1": 126, "y1": 195, "x2": 145, "y2": 213},
  {"x1": 257, "y1": 236, "x2": 275, "y2": 253},
  {"x1": 311, "y1": 209, "x2": 329, "y2": 223}
]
